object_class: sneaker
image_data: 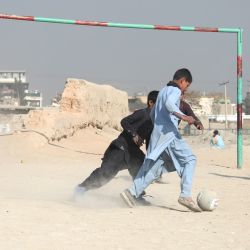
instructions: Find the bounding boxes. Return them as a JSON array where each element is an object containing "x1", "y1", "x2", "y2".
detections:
[
  {"x1": 120, "y1": 189, "x2": 151, "y2": 207},
  {"x1": 120, "y1": 189, "x2": 136, "y2": 207},
  {"x1": 73, "y1": 185, "x2": 87, "y2": 201},
  {"x1": 178, "y1": 197, "x2": 202, "y2": 212}
]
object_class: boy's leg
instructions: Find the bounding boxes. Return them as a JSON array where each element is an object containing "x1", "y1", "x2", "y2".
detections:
[
  {"x1": 156, "y1": 140, "x2": 200, "y2": 212},
  {"x1": 78, "y1": 146, "x2": 125, "y2": 190},
  {"x1": 168, "y1": 139, "x2": 196, "y2": 198},
  {"x1": 152, "y1": 153, "x2": 175, "y2": 184},
  {"x1": 127, "y1": 148, "x2": 145, "y2": 179},
  {"x1": 129, "y1": 155, "x2": 165, "y2": 198}
]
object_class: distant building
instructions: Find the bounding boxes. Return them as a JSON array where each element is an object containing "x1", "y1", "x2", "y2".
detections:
[
  {"x1": 23, "y1": 90, "x2": 42, "y2": 107},
  {"x1": 128, "y1": 93, "x2": 147, "y2": 112},
  {"x1": 198, "y1": 97, "x2": 214, "y2": 115},
  {"x1": 188, "y1": 96, "x2": 236, "y2": 116},
  {"x1": 51, "y1": 92, "x2": 62, "y2": 107},
  {"x1": 0, "y1": 71, "x2": 28, "y2": 106},
  {"x1": 0, "y1": 71, "x2": 42, "y2": 108}
]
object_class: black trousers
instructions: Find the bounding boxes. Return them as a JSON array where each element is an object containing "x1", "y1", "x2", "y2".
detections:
[{"x1": 78, "y1": 143, "x2": 145, "y2": 190}]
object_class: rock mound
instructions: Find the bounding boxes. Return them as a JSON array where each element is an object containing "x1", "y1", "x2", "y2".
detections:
[{"x1": 24, "y1": 79, "x2": 129, "y2": 141}]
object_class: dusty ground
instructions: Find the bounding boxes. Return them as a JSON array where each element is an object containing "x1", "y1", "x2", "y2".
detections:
[{"x1": 0, "y1": 127, "x2": 250, "y2": 250}]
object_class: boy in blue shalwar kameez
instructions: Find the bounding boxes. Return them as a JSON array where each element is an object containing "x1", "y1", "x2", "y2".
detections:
[{"x1": 121, "y1": 68, "x2": 201, "y2": 212}]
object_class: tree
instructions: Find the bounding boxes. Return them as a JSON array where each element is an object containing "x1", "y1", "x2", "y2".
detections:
[{"x1": 244, "y1": 92, "x2": 250, "y2": 114}]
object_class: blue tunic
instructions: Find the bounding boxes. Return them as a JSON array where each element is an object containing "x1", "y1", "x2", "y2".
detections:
[
  {"x1": 146, "y1": 85, "x2": 184, "y2": 161},
  {"x1": 129, "y1": 84, "x2": 197, "y2": 198}
]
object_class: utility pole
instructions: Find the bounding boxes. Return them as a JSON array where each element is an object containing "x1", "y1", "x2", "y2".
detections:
[{"x1": 218, "y1": 81, "x2": 230, "y2": 130}]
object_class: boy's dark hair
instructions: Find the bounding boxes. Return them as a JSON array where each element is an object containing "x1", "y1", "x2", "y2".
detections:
[
  {"x1": 173, "y1": 68, "x2": 192, "y2": 83},
  {"x1": 147, "y1": 90, "x2": 159, "y2": 105},
  {"x1": 213, "y1": 130, "x2": 219, "y2": 135}
]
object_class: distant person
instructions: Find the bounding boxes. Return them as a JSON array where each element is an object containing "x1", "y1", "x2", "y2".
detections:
[
  {"x1": 120, "y1": 68, "x2": 201, "y2": 212},
  {"x1": 74, "y1": 91, "x2": 159, "y2": 205},
  {"x1": 210, "y1": 129, "x2": 225, "y2": 149}
]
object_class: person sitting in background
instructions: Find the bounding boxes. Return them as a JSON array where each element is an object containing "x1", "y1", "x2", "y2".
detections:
[{"x1": 210, "y1": 129, "x2": 225, "y2": 149}]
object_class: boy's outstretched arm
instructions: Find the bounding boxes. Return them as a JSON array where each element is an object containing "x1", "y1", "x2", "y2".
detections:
[
  {"x1": 180, "y1": 100, "x2": 204, "y2": 130},
  {"x1": 173, "y1": 112, "x2": 195, "y2": 125},
  {"x1": 120, "y1": 110, "x2": 145, "y2": 146},
  {"x1": 121, "y1": 110, "x2": 143, "y2": 137}
]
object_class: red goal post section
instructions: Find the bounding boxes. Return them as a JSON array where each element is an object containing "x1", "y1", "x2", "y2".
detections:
[{"x1": 0, "y1": 14, "x2": 243, "y2": 168}]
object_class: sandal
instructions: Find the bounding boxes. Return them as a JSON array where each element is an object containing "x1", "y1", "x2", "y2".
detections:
[{"x1": 178, "y1": 197, "x2": 202, "y2": 212}]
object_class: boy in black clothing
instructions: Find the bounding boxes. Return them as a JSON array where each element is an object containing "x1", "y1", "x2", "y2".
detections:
[{"x1": 74, "y1": 91, "x2": 159, "y2": 202}]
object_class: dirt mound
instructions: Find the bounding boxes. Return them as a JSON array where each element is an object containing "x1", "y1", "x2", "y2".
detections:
[{"x1": 24, "y1": 78, "x2": 129, "y2": 141}]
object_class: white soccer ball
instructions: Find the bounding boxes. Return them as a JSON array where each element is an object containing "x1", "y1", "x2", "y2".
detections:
[{"x1": 197, "y1": 190, "x2": 219, "y2": 211}]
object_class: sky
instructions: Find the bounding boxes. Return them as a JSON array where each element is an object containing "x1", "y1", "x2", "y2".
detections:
[{"x1": 0, "y1": 0, "x2": 250, "y2": 105}]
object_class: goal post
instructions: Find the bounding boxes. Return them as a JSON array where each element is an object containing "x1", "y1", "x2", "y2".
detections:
[{"x1": 0, "y1": 13, "x2": 243, "y2": 168}]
